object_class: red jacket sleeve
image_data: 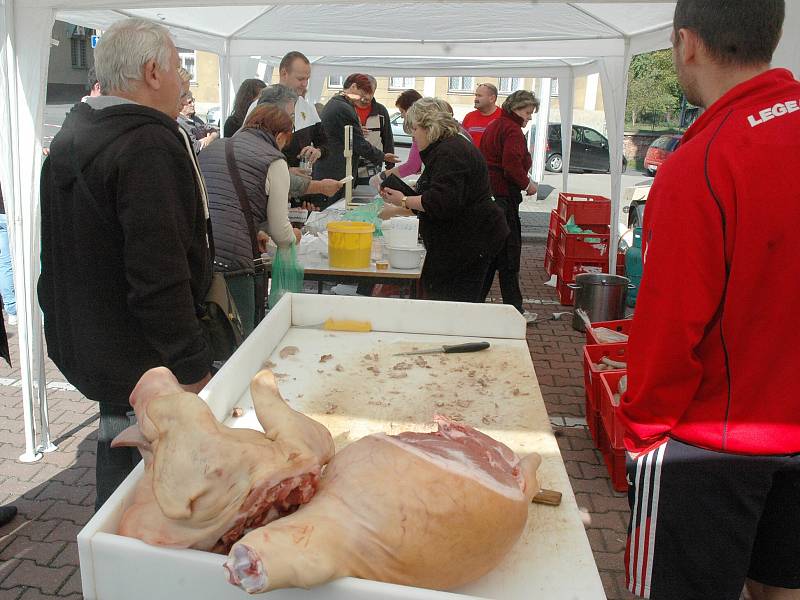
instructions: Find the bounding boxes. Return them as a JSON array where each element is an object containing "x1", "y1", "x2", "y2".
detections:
[
  {"x1": 618, "y1": 156, "x2": 728, "y2": 454},
  {"x1": 500, "y1": 127, "x2": 531, "y2": 190}
]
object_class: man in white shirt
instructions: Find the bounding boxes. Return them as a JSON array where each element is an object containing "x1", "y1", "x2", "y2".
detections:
[{"x1": 278, "y1": 51, "x2": 327, "y2": 168}]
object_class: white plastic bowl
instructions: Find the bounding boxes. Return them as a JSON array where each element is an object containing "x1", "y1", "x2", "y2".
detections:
[{"x1": 385, "y1": 244, "x2": 425, "y2": 269}]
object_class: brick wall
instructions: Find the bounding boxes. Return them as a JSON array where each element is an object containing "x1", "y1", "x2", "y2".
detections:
[{"x1": 623, "y1": 132, "x2": 661, "y2": 163}]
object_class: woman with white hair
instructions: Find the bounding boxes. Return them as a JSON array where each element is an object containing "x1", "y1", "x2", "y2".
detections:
[{"x1": 380, "y1": 98, "x2": 509, "y2": 302}]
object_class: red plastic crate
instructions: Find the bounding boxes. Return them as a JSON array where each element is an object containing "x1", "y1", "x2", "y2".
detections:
[
  {"x1": 556, "y1": 277, "x2": 574, "y2": 305},
  {"x1": 556, "y1": 254, "x2": 607, "y2": 282},
  {"x1": 557, "y1": 192, "x2": 611, "y2": 226},
  {"x1": 601, "y1": 433, "x2": 629, "y2": 492},
  {"x1": 599, "y1": 370, "x2": 627, "y2": 450},
  {"x1": 546, "y1": 231, "x2": 558, "y2": 258},
  {"x1": 583, "y1": 343, "x2": 628, "y2": 415},
  {"x1": 548, "y1": 209, "x2": 562, "y2": 236},
  {"x1": 558, "y1": 224, "x2": 610, "y2": 260},
  {"x1": 585, "y1": 393, "x2": 605, "y2": 452},
  {"x1": 585, "y1": 318, "x2": 633, "y2": 345},
  {"x1": 616, "y1": 251, "x2": 626, "y2": 276},
  {"x1": 544, "y1": 249, "x2": 555, "y2": 275}
]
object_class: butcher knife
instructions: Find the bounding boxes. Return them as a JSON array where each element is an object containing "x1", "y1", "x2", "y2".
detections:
[{"x1": 394, "y1": 342, "x2": 490, "y2": 356}]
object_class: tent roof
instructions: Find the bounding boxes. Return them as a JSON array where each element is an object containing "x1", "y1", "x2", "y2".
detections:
[{"x1": 55, "y1": 2, "x2": 677, "y2": 66}]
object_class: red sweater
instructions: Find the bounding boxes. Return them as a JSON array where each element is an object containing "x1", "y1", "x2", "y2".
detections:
[
  {"x1": 480, "y1": 109, "x2": 532, "y2": 198},
  {"x1": 462, "y1": 107, "x2": 501, "y2": 148},
  {"x1": 619, "y1": 69, "x2": 800, "y2": 455}
]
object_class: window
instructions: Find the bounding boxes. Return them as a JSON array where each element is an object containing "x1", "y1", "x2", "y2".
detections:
[
  {"x1": 448, "y1": 76, "x2": 474, "y2": 93},
  {"x1": 499, "y1": 77, "x2": 522, "y2": 94},
  {"x1": 328, "y1": 75, "x2": 344, "y2": 89},
  {"x1": 179, "y1": 52, "x2": 197, "y2": 83},
  {"x1": 389, "y1": 76, "x2": 415, "y2": 90},
  {"x1": 70, "y1": 37, "x2": 88, "y2": 69},
  {"x1": 551, "y1": 79, "x2": 559, "y2": 97},
  {"x1": 582, "y1": 128, "x2": 606, "y2": 147}
]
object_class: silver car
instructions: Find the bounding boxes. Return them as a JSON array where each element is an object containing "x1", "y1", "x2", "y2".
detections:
[
  {"x1": 206, "y1": 106, "x2": 222, "y2": 128},
  {"x1": 390, "y1": 112, "x2": 412, "y2": 146}
]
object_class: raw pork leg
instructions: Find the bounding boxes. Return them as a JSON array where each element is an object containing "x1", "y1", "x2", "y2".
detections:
[
  {"x1": 112, "y1": 367, "x2": 334, "y2": 552},
  {"x1": 225, "y1": 415, "x2": 540, "y2": 593}
]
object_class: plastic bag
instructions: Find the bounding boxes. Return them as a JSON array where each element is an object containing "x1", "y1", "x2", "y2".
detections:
[
  {"x1": 344, "y1": 198, "x2": 385, "y2": 236},
  {"x1": 268, "y1": 243, "x2": 304, "y2": 308}
]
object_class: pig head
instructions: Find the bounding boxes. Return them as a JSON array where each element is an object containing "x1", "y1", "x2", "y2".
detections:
[{"x1": 112, "y1": 367, "x2": 335, "y2": 552}]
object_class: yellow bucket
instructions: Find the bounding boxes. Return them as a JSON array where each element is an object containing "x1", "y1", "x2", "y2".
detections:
[{"x1": 327, "y1": 221, "x2": 375, "y2": 268}]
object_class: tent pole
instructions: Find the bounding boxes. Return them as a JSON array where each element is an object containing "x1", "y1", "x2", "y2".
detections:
[
  {"x1": 530, "y1": 77, "x2": 550, "y2": 185},
  {"x1": 559, "y1": 69, "x2": 575, "y2": 195}
]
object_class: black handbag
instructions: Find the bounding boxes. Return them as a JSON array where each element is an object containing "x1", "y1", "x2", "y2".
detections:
[{"x1": 198, "y1": 271, "x2": 244, "y2": 365}]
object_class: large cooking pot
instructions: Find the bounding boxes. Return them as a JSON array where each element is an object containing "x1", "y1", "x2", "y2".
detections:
[{"x1": 569, "y1": 273, "x2": 632, "y2": 332}]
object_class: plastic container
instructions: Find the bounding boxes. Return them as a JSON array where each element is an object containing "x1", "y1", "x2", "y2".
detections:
[
  {"x1": 599, "y1": 370, "x2": 627, "y2": 450},
  {"x1": 388, "y1": 216, "x2": 419, "y2": 249},
  {"x1": 558, "y1": 224, "x2": 610, "y2": 260},
  {"x1": 585, "y1": 393, "x2": 606, "y2": 452},
  {"x1": 556, "y1": 255, "x2": 607, "y2": 283},
  {"x1": 556, "y1": 277, "x2": 575, "y2": 306},
  {"x1": 546, "y1": 231, "x2": 558, "y2": 258},
  {"x1": 583, "y1": 343, "x2": 628, "y2": 418},
  {"x1": 585, "y1": 318, "x2": 633, "y2": 346},
  {"x1": 600, "y1": 428, "x2": 629, "y2": 493},
  {"x1": 557, "y1": 193, "x2": 611, "y2": 226},
  {"x1": 385, "y1": 244, "x2": 425, "y2": 269},
  {"x1": 548, "y1": 209, "x2": 562, "y2": 236},
  {"x1": 327, "y1": 221, "x2": 374, "y2": 268},
  {"x1": 544, "y1": 249, "x2": 556, "y2": 276}
]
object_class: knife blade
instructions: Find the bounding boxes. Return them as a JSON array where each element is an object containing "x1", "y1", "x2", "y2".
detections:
[{"x1": 394, "y1": 341, "x2": 490, "y2": 356}]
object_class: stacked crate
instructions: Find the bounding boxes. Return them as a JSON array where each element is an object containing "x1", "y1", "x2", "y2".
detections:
[
  {"x1": 582, "y1": 318, "x2": 634, "y2": 492},
  {"x1": 544, "y1": 193, "x2": 612, "y2": 305}
]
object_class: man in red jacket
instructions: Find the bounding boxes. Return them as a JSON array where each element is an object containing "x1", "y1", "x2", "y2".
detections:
[{"x1": 617, "y1": 1, "x2": 800, "y2": 598}]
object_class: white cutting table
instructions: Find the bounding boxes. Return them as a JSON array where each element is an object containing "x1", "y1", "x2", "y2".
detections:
[{"x1": 78, "y1": 294, "x2": 605, "y2": 600}]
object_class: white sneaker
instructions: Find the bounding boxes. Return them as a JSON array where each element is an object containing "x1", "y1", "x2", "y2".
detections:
[
  {"x1": 7, "y1": 315, "x2": 17, "y2": 326},
  {"x1": 522, "y1": 311, "x2": 537, "y2": 325}
]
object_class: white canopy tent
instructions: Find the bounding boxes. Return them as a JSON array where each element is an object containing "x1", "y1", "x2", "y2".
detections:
[{"x1": 2, "y1": 0, "x2": 798, "y2": 460}]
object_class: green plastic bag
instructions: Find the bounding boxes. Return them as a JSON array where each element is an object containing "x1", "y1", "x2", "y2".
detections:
[
  {"x1": 268, "y1": 243, "x2": 304, "y2": 308},
  {"x1": 344, "y1": 198, "x2": 385, "y2": 236}
]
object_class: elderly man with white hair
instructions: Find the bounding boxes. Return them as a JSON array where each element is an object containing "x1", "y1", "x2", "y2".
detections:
[{"x1": 38, "y1": 17, "x2": 214, "y2": 510}]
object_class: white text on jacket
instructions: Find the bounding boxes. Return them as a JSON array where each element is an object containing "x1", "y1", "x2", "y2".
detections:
[{"x1": 747, "y1": 100, "x2": 800, "y2": 127}]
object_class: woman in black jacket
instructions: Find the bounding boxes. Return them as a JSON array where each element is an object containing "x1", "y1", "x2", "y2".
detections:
[
  {"x1": 224, "y1": 78, "x2": 267, "y2": 138},
  {"x1": 380, "y1": 98, "x2": 509, "y2": 302},
  {"x1": 312, "y1": 74, "x2": 398, "y2": 203}
]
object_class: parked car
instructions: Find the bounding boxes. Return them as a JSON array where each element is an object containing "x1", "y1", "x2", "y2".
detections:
[
  {"x1": 390, "y1": 112, "x2": 412, "y2": 146},
  {"x1": 643, "y1": 134, "x2": 682, "y2": 176},
  {"x1": 535, "y1": 124, "x2": 627, "y2": 174},
  {"x1": 206, "y1": 106, "x2": 222, "y2": 128}
]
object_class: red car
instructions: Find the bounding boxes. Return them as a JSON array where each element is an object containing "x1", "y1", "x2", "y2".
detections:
[{"x1": 644, "y1": 134, "x2": 682, "y2": 176}]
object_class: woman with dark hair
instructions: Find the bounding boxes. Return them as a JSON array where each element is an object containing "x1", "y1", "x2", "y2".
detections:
[
  {"x1": 312, "y1": 73, "x2": 399, "y2": 201},
  {"x1": 479, "y1": 89, "x2": 540, "y2": 324},
  {"x1": 370, "y1": 89, "x2": 423, "y2": 192},
  {"x1": 199, "y1": 105, "x2": 299, "y2": 335},
  {"x1": 224, "y1": 78, "x2": 268, "y2": 138}
]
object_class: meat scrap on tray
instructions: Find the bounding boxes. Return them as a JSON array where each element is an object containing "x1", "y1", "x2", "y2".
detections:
[{"x1": 115, "y1": 367, "x2": 542, "y2": 594}]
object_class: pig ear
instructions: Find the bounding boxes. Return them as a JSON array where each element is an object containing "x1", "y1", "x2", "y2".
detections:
[
  {"x1": 148, "y1": 393, "x2": 230, "y2": 520},
  {"x1": 111, "y1": 424, "x2": 150, "y2": 452}
]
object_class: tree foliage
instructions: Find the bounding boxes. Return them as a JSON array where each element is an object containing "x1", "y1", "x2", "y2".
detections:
[{"x1": 626, "y1": 50, "x2": 683, "y2": 128}]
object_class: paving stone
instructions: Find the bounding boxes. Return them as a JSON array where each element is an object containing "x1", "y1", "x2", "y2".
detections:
[
  {"x1": 40, "y1": 502, "x2": 93, "y2": 528},
  {"x1": 0, "y1": 536, "x2": 66, "y2": 565},
  {"x1": 0, "y1": 559, "x2": 73, "y2": 594},
  {"x1": 57, "y1": 567, "x2": 81, "y2": 596},
  {"x1": 49, "y1": 542, "x2": 78, "y2": 569}
]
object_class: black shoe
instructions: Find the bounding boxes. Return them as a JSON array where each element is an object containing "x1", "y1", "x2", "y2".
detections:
[{"x1": 0, "y1": 505, "x2": 18, "y2": 526}]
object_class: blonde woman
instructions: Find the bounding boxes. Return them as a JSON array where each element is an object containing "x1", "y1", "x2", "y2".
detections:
[{"x1": 380, "y1": 98, "x2": 509, "y2": 302}]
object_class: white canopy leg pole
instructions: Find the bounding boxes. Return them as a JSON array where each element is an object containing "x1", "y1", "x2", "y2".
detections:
[
  {"x1": 558, "y1": 71, "x2": 575, "y2": 194},
  {"x1": 307, "y1": 69, "x2": 326, "y2": 105},
  {"x1": 218, "y1": 41, "x2": 232, "y2": 135},
  {"x1": 531, "y1": 77, "x2": 551, "y2": 186},
  {"x1": 599, "y1": 48, "x2": 633, "y2": 275},
  {"x1": 0, "y1": 0, "x2": 39, "y2": 462},
  {"x1": 423, "y1": 77, "x2": 436, "y2": 97},
  {"x1": 5, "y1": 4, "x2": 56, "y2": 460},
  {"x1": 773, "y1": 0, "x2": 800, "y2": 75}
]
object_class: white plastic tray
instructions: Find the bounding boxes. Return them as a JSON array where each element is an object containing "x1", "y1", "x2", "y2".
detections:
[{"x1": 78, "y1": 294, "x2": 604, "y2": 600}]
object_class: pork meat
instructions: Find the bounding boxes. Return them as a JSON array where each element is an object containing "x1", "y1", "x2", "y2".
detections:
[
  {"x1": 224, "y1": 415, "x2": 541, "y2": 593},
  {"x1": 111, "y1": 367, "x2": 334, "y2": 552}
]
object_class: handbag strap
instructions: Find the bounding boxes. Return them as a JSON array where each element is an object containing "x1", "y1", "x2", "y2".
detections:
[{"x1": 224, "y1": 139, "x2": 261, "y2": 260}]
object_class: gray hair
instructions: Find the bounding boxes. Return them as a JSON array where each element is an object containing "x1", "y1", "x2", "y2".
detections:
[
  {"x1": 257, "y1": 84, "x2": 299, "y2": 108},
  {"x1": 405, "y1": 97, "x2": 461, "y2": 144},
  {"x1": 94, "y1": 18, "x2": 174, "y2": 94},
  {"x1": 502, "y1": 90, "x2": 540, "y2": 113}
]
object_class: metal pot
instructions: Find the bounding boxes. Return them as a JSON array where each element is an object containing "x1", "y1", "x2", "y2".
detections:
[{"x1": 569, "y1": 273, "x2": 632, "y2": 332}]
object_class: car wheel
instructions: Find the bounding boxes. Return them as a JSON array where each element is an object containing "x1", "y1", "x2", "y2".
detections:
[{"x1": 546, "y1": 154, "x2": 563, "y2": 173}]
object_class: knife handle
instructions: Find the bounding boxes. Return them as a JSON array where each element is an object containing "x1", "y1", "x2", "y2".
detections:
[{"x1": 442, "y1": 342, "x2": 490, "y2": 354}]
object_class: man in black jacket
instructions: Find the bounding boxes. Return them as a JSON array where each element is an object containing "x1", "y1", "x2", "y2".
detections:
[{"x1": 38, "y1": 18, "x2": 213, "y2": 510}]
